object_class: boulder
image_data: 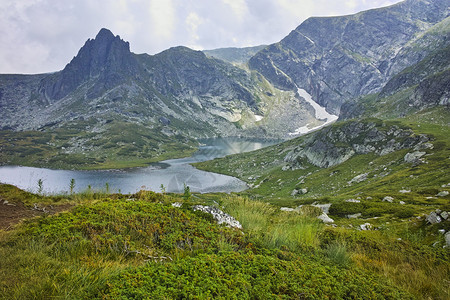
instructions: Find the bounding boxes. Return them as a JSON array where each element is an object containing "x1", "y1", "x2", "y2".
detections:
[
  {"x1": 436, "y1": 191, "x2": 449, "y2": 197},
  {"x1": 317, "y1": 212, "x2": 334, "y2": 223},
  {"x1": 426, "y1": 211, "x2": 442, "y2": 224},
  {"x1": 347, "y1": 213, "x2": 362, "y2": 219},
  {"x1": 312, "y1": 203, "x2": 332, "y2": 214},
  {"x1": 404, "y1": 151, "x2": 426, "y2": 164},
  {"x1": 446, "y1": 232, "x2": 450, "y2": 247},
  {"x1": 441, "y1": 211, "x2": 448, "y2": 220},
  {"x1": 348, "y1": 173, "x2": 369, "y2": 184}
]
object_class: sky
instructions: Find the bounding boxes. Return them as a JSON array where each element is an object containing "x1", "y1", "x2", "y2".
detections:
[{"x1": 0, "y1": 0, "x2": 402, "y2": 74}]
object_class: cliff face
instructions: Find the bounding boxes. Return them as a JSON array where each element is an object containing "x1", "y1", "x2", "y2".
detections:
[{"x1": 249, "y1": 0, "x2": 450, "y2": 114}]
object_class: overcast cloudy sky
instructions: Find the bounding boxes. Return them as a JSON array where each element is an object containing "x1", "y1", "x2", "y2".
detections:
[{"x1": 0, "y1": 0, "x2": 402, "y2": 74}]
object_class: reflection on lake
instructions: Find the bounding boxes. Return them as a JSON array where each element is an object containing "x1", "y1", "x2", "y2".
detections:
[{"x1": 0, "y1": 137, "x2": 278, "y2": 194}]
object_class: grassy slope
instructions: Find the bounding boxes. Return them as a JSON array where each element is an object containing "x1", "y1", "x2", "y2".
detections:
[
  {"x1": 195, "y1": 108, "x2": 449, "y2": 206},
  {"x1": 1, "y1": 184, "x2": 426, "y2": 299},
  {"x1": 0, "y1": 183, "x2": 448, "y2": 299},
  {"x1": 0, "y1": 121, "x2": 198, "y2": 170}
]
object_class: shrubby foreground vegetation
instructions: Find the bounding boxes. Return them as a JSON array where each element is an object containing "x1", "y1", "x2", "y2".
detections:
[{"x1": 0, "y1": 183, "x2": 448, "y2": 299}]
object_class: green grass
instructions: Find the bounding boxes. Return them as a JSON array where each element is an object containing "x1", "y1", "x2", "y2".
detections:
[{"x1": 1, "y1": 184, "x2": 449, "y2": 299}]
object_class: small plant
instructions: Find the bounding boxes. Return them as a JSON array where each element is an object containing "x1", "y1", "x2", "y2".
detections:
[
  {"x1": 37, "y1": 179, "x2": 43, "y2": 195},
  {"x1": 105, "y1": 182, "x2": 110, "y2": 194},
  {"x1": 69, "y1": 178, "x2": 76, "y2": 194},
  {"x1": 325, "y1": 241, "x2": 351, "y2": 267},
  {"x1": 183, "y1": 183, "x2": 191, "y2": 201},
  {"x1": 160, "y1": 184, "x2": 166, "y2": 194}
]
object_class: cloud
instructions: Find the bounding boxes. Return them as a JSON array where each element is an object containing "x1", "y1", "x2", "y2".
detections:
[
  {"x1": 149, "y1": 0, "x2": 175, "y2": 40},
  {"x1": 0, "y1": 0, "x2": 403, "y2": 74}
]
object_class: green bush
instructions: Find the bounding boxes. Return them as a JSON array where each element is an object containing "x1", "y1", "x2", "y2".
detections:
[{"x1": 101, "y1": 252, "x2": 411, "y2": 299}]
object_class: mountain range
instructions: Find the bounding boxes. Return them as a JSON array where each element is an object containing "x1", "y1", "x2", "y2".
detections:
[{"x1": 0, "y1": 0, "x2": 449, "y2": 169}]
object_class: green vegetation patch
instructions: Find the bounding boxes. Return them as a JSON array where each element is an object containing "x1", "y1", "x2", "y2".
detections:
[{"x1": 103, "y1": 251, "x2": 410, "y2": 300}]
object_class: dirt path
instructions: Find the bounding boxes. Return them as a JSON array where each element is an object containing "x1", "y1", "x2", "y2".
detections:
[{"x1": 0, "y1": 197, "x2": 72, "y2": 230}]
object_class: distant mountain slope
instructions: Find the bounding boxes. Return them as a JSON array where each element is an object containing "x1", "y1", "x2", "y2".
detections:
[
  {"x1": 0, "y1": 29, "x2": 318, "y2": 168},
  {"x1": 203, "y1": 45, "x2": 267, "y2": 64},
  {"x1": 249, "y1": 0, "x2": 450, "y2": 114}
]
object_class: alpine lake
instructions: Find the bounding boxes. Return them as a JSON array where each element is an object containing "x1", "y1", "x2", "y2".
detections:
[{"x1": 0, "y1": 137, "x2": 278, "y2": 195}]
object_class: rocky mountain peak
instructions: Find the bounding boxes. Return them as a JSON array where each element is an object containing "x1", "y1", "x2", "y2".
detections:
[{"x1": 39, "y1": 28, "x2": 138, "y2": 101}]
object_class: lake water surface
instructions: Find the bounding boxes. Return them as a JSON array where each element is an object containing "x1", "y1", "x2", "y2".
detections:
[{"x1": 0, "y1": 137, "x2": 277, "y2": 194}]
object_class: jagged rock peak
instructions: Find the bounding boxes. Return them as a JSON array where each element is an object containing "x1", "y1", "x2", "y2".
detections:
[{"x1": 39, "y1": 28, "x2": 137, "y2": 101}]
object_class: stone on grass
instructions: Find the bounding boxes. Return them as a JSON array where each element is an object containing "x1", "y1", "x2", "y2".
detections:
[
  {"x1": 192, "y1": 205, "x2": 242, "y2": 229},
  {"x1": 360, "y1": 223, "x2": 372, "y2": 230},
  {"x1": 436, "y1": 191, "x2": 449, "y2": 197},
  {"x1": 445, "y1": 232, "x2": 450, "y2": 247},
  {"x1": 172, "y1": 202, "x2": 182, "y2": 208},
  {"x1": 312, "y1": 203, "x2": 332, "y2": 214},
  {"x1": 317, "y1": 212, "x2": 334, "y2": 223},
  {"x1": 399, "y1": 201, "x2": 406, "y2": 205},
  {"x1": 441, "y1": 211, "x2": 448, "y2": 220},
  {"x1": 404, "y1": 151, "x2": 426, "y2": 164},
  {"x1": 347, "y1": 213, "x2": 362, "y2": 219},
  {"x1": 348, "y1": 173, "x2": 369, "y2": 184},
  {"x1": 383, "y1": 196, "x2": 394, "y2": 203},
  {"x1": 280, "y1": 207, "x2": 295, "y2": 212},
  {"x1": 345, "y1": 199, "x2": 361, "y2": 203},
  {"x1": 426, "y1": 211, "x2": 442, "y2": 224},
  {"x1": 399, "y1": 189, "x2": 411, "y2": 193}
]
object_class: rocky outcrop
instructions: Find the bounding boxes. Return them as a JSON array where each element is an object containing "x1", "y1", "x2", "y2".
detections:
[
  {"x1": 192, "y1": 205, "x2": 242, "y2": 229},
  {"x1": 284, "y1": 120, "x2": 429, "y2": 169}
]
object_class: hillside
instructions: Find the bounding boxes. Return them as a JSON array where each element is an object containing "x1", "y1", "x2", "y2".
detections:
[
  {"x1": 1, "y1": 183, "x2": 447, "y2": 299},
  {"x1": 249, "y1": 0, "x2": 450, "y2": 114}
]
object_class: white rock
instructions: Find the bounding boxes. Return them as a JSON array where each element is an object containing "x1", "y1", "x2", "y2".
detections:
[
  {"x1": 445, "y1": 232, "x2": 450, "y2": 247},
  {"x1": 345, "y1": 199, "x2": 361, "y2": 203},
  {"x1": 312, "y1": 203, "x2": 332, "y2": 214},
  {"x1": 438, "y1": 229, "x2": 446, "y2": 234},
  {"x1": 317, "y1": 212, "x2": 334, "y2": 223},
  {"x1": 172, "y1": 202, "x2": 182, "y2": 208},
  {"x1": 426, "y1": 211, "x2": 442, "y2": 224},
  {"x1": 404, "y1": 151, "x2": 426, "y2": 164},
  {"x1": 436, "y1": 191, "x2": 449, "y2": 197},
  {"x1": 280, "y1": 207, "x2": 295, "y2": 212},
  {"x1": 383, "y1": 196, "x2": 394, "y2": 203},
  {"x1": 360, "y1": 223, "x2": 372, "y2": 230},
  {"x1": 399, "y1": 189, "x2": 411, "y2": 193},
  {"x1": 347, "y1": 213, "x2": 362, "y2": 219},
  {"x1": 348, "y1": 173, "x2": 369, "y2": 184},
  {"x1": 192, "y1": 205, "x2": 242, "y2": 229},
  {"x1": 440, "y1": 211, "x2": 448, "y2": 220},
  {"x1": 399, "y1": 201, "x2": 406, "y2": 205}
]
